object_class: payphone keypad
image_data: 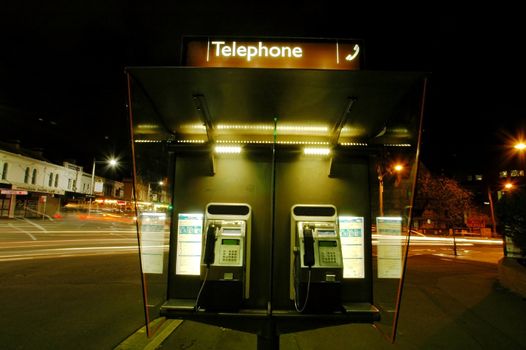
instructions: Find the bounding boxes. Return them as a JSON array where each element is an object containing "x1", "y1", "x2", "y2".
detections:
[
  {"x1": 318, "y1": 239, "x2": 340, "y2": 266},
  {"x1": 320, "y1": 251, "x2": 338, "y2": 265},
  {"x1": 221, "y1": 248, "x2": 239, "y2": 264}
]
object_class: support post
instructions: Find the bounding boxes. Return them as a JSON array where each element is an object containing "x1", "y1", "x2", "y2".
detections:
[{"x1": 257, "y1": 319, "x2": 279, "y2": 350}]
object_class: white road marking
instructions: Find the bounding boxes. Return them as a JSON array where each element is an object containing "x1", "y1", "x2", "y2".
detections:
[
  {"x1": 21, "y1": 218, "x2": 48, "y2": 232},
  {"x1": 0, "y1": 248, "x2": 139, "y2": 262},
  {"x1": 8, "y1": 223, "x2": 37, "y2": 241}
]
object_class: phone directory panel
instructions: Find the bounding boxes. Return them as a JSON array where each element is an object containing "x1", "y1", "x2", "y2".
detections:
[
  {"x1": 339, "y1": 216, "x2": 365, "y2": 278},
  {"x1": 376, "y1": 217, "x2": 403, "y2": 279},
  {"x1": 139, "y1": 212, "x2": 167, "y2": 274},
  {"x1": 175, "y1": 213, "x2": 203, "y2": 275}
]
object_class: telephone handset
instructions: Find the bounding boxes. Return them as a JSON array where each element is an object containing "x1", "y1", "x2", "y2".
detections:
[
  {"x1": 204, "y1": 224, "x2": 219, "y2": 266},
  {"x1": 303, "y1": 225, "x2": 315, "y2": 268}
]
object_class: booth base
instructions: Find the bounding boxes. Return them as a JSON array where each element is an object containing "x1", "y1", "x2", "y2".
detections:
[{"x1": 161, "y1": 299, "x2": 379, "y2": 349}]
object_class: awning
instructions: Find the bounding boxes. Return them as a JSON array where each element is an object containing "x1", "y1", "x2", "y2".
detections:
[{"x1": 126, "y1": 67, "x2": 427, "y2": 147}]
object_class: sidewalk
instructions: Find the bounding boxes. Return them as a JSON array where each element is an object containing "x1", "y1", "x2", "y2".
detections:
[{"x1": 147, "y1": 254, "x2": 526, "y2": 349}]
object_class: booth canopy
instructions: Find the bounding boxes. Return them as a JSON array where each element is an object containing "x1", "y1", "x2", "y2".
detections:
[{"x1": 126, "y1": 67, "x2": 426, "y2": 147}]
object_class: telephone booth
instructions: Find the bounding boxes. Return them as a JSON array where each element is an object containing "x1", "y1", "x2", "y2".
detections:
[{"x1": 126, "y1": 37, "x2": 427, "y2": 349}]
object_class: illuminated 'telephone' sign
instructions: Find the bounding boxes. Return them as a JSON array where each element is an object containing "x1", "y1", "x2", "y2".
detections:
[
  {"x1": 211, "y1": 41, "x2": 303, "y2": 62},
  {"x1": 183, "y1": 37, "x2": 362, "y2": 70}
]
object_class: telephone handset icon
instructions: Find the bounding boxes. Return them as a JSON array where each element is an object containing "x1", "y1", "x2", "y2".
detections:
[{"x1": 345, "y1": 44, "x2": 360, "y2": 62}]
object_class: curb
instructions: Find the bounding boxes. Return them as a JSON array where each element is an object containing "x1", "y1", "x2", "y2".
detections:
[{"x1": 114, "y1": 318, "x2": 182, "y2": 350}]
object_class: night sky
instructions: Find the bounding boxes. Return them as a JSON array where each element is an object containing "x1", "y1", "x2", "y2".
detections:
[{"x1": 1, "y1": 3, "x2": 524, "y2": 179}]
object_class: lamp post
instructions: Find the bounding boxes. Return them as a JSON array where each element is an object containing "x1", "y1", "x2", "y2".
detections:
[
  {"x1": 147, "y1": 180, "x2": 165, "y2": 203},
  {"x1": 377, "y1": 163, "x2": 404, "y2": 217},
  {"x1": 88, "y1": 158, "x2": 118, "y2": 216},
  {"x1": 487, "y1": 180, "x2": 515, "y2": 238}
]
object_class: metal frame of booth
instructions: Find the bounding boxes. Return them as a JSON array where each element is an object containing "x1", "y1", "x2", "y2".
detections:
[{"x1": 126, "y1": 65, "x2": 427, "y2": 349}]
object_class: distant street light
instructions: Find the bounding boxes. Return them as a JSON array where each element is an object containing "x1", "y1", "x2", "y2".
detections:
[
  {"x1": 377, "y1": 163, "x2": 404, "y2": 217},
  {"x1": 509, "y1": 138, "x2": 525, "y2": 158},
  {"x1": 147, "y1": 180, "x2": 165, "y2": 203},
  {"x1": 488, "y1": 181, "x2": 516, "y2": 236},
  {"x1": 88, "y1": 157, "x2": 118, "y2": 216}
]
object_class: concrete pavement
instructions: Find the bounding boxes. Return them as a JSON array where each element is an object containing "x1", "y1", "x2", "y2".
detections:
[{"x1": 132, "y1": 253, "x2": 526, "y2": 349}]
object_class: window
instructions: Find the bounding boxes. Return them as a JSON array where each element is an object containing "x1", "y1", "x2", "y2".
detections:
[
  {"x1": 24, "y1": 167, "x2": 30, "y2": 183},
  {"x1": 55, "y1": 174, "x2": 59, "y2": 187},
  {"x1": 511, "y1": 169, "x2": 520, "y2": 177},
  {"x1": 32, "y1": 169, "x2": 37, "y2": 184},
  {"x1": 521, "y1": 170, "x2": 525, "y2": 177},
  {"x1": 68, "y1": 179, "x2": 72, "y2": 190},
  {"x1": 467, "y1": 175, "x2": 473, "y2": 181},
  {"x1": 475, "y1": 175, "x2": 483, "y2": 181},
  {"x1": 499, "y1": 171, "x2": 508, "y2": 178},
  {"x1": 48, "y1": 173, "x2": 54, "y2": 187},
  {"x1": 73, "y1": 179, "x2": 77, "y2": 191},
  {"x1": 2, "y1": 163, "x2": 7, "y2": 180}
]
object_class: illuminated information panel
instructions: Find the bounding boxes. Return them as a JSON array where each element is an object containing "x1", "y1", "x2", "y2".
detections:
[
  {"x1": 376, "y1": 217, "x2": 403, "y2": 279},
  {"x1": 175, "y1": 213, "x2": 203, "y2": 275},
  {"x1": 139, "y1": 212, "x2": 167, "y2": 274},
  {"x1": 339, "y1": 216, "x2": 365, "y2": 278},
  {"x1": 184, "y1": 37, "x2": 362, "y2": 70}
]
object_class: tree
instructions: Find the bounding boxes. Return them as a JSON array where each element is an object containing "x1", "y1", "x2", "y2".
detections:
[{"x1": 414, "y1": 166, "x2": 474, "y2": 229}]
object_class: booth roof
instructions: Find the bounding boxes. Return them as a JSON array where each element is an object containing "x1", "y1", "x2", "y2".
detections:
[{"x1": 126, "y1": 67, "x2": 428, "y2": 146}]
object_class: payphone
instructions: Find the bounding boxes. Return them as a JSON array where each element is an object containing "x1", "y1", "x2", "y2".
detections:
[
  {"x1": 196, "y1": 203, "x2": 251, "y2": 311},
  {"x1": 290, "y1": 204, "x2": 343, "y2": 312}
]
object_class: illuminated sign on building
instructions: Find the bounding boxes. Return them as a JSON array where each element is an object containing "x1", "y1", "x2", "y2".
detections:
[
  {"x1": 184, "y1": 37, "x2": 362, "y2": 70},
  {"x1": 0, "y1": 189, "x2": 28, "y2": 195}
]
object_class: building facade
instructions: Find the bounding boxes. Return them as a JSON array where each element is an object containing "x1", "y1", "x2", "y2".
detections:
[{"x1": 0, "y1": 146, "x2": 123, "y2": 218}]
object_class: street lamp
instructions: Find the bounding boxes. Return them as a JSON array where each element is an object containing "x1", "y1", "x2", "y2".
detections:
[
  {"x1": 488, "y1": 181, "x2": 516, "y2": 236},
  {"x1": 147, "y1": 180, "x2": 165, "y2": 203},
  {"x1": 377, "y1": 163, "x2": 404, "y2": 217},
  {"x1": 88, "y1": 157, "x2": 118, "y2": 216}
]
